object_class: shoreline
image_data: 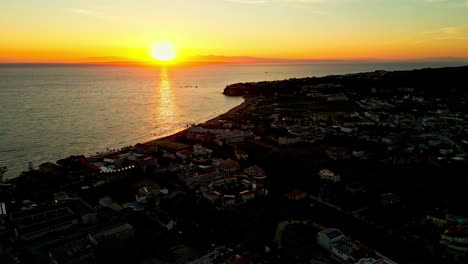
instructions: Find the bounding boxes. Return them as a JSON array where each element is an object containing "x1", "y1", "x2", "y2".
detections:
[
  {"x1": 2, "y1": 94, "x2": 248, "y2": 180},
  {"x1": 142, "y1": 96, "x2": 248, "y2": 144},
  {"x1": 68, "y1": 96, "x2": 248, "y2": 165}
]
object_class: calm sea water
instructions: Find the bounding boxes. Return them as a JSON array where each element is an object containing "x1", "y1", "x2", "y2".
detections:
[{"x1": 1, "y1": 62, "x2": 466, "y2": 178}]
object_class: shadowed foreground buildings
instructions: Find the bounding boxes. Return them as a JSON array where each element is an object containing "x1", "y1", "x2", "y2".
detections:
[{"x1": 0, "y1": 66, "x2": 468, "y2": 263}]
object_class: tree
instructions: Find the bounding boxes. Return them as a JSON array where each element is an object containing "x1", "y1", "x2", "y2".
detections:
[{"x1": 0, "y1": 166, "x2": 7, "y2": 182}]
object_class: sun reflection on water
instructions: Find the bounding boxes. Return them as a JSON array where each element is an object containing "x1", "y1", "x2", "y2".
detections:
[{"x1": 154, "y1": 67, "x2": 179, "y2": 132}]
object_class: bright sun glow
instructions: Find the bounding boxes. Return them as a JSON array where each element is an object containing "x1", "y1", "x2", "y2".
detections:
[{"x1": 151, "y1": 42, "x2": 177, "y2": 62}]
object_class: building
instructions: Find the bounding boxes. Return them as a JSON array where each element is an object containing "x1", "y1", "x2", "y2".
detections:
[
  {"x1": 241, "y1": 178, "x2": 256, "y2": 188},
  {"x1": 179, "y1": 169, "x2": 222, "y2": 187},
  {"x1": 440, "y1": 225, "x2": 468, "y2": 263},
  {"x1": 209, "y1": 130, "x2": 254, "y2": 144},
  {"x1": 318, "y1": 228, "x2": 382, "y2": 263},
  {"x1": 239, "y1": 190, "x2": 255, "y2": 203},
  {"x1": 202, "y1": 190, "x2": 221, "y2": 203},
  {"x1": 380, "y1": 193, "x2": 401, "y2": 207},
  {"x1": 325, "y1": 147, "x2": 350, "y2": 160},
  {"x1": 234, "y1": 149, "x2": 248, "y2": 160},
  {"x1": 92, "y1": 223, "x2": 134, "y2": 242},
  {"x1": 176, "y1": 150, "x2": 193, "y2": 163},
  {"x1": 148, "y1": 208, "x2": 175, "y2": 230},
  {"x1": 96, "y1": 165, "x2": 135, "y2": 184},
  {"x1": 253, "y1": 183, "x2": 268, "y2": 196},
  {"x1": 319, "y1": 169, "x2": 341, "y2": 183},
  {"x1": 356, "y1": 259, "x2": 392, "y2": 264},
  {"x1": 287, "y1": 189, "x2": 307, "y2": 200},
  {"x1": 219, "y1": 159, "x2": 240, "y2": 174},
  {"x1": 243, "y1": 166, "x2": 266, "y2": 180},
  {"x1": 317, "y1": 228, "x2": 345, "y2": 250},
  {"x1": 49, "y1": 235, "x2": 97, "y2": 264},
  {"x1": 10, "y1": 198, "x2": 97, "y2": 241},
  {"x1": 278, "y1": 136, "x2": 302, "y2": 146},
  {"x1": 0, "y1": 202, "x2": 7, "y2": 232},
  {"x1": 222, "y1": 195, "x2": 236, "y2": 207},
  {"x1": 193, "y1": 144, "x2": 213, "y2": 159},
  {"x1": 134, "y1": 142, "x2": 158, "y2": 154}
]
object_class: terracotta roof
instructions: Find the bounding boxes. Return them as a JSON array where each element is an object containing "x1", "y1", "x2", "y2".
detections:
[
  {"x1": 236, "y1": 149, "x2": 248, "y2": 155},
  {"x1": 288, "y1": 189, "x2": 304, "y2": 197}
]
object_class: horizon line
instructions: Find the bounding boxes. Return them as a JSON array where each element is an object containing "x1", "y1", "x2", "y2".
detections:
[{"x1": 2, "y1": 56, "x2": 468, "y2": 66}]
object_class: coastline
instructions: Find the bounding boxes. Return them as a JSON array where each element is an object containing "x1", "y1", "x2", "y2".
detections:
[
  {"x1": 143, "y1": 96, "x2": 248, "y2": 143},
  {"x1": 2, "y1": 94, "x2": 247, "y2": 180},
  {"x1": 72, "y1": 95, "x2": 249, "y2": 165}
]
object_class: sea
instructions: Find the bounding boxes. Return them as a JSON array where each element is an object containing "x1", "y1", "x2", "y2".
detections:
[{"x1": 1, "y1": 61, "x2": 467, "y2": 178}]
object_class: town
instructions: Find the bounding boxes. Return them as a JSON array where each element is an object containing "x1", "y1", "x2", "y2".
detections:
[{"x1": 1, "y1": 66, "x2": 467, "y2": 264}]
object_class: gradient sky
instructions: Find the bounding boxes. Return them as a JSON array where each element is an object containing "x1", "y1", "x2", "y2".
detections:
[{"x1": 1, "y1": 0, "x2": 468, "y2": 63}]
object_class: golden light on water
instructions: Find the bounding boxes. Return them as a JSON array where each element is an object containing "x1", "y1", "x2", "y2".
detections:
[
  {"x1": 150, "y1": 42, "x2": 177, "y2": 62},
  {"x1": 155, "y1": 68, "x2": 177, "y2": 123}
]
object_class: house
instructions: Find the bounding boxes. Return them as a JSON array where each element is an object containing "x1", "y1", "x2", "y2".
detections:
[
  {"x1": 253, "y1": 183, "x2": 268, "y2": 196},
  {"x1": 318, "y1": 228, "x2": 394, "y2": 264},
  {"x1": 243, "y1": 166, "x2": 266, "y2": 180},
  {"x1": 219, "y1": 159, "x2": 240, "y2": 174},
  {"x1": 135, "y1": 185, "x2": 162, "y2": 203},
  {"x1": 223, "y1": 175, "x2": 237, "y2": 185},
  {"x1": 325, "y1": 147, "x2": 349, "y2": 160},
  {"x1": 97, "y1": 165, "x2": 135, "y2": 184},
  {"x1": 319, "y1": 169, "x2": 340, "y2": 183},
  {"x1": 176, "y1": 150, "x2": 193, "y2": 163},
  {"x1": 223, "y1": 195, "x2": 236, "y2": 207},
  {"x1": 211, "y1": 177, "x2": 225, "y2": 186},
  {"x1": 148, "y1": 208, "x2": 175, "y2": 230},
  {"x1": 135, "y1": 142, "x2": 158, "y2": 154},
  {"x1": 193, "y1": 144, "x2": 213, "y2": 159},
  {"x1": 218, "y1": 130, "x2": 255, "y2": 144},
  {"x1": 235, "y1": 149, "x2": 248, "y2": 160},
  {"x1": 241, "y1": 178, "x2": 256, "y2": 188},
  {"x1": 426, "y1": 209, "x2": 447, "y2": 228},
  {"x1": 380, "y1": 193, "x2": 400, "y2": 207},
  {"x1": 287, "y1": 189, "x2": 307, "y2": 200},
  {"x1": 239, "y1": 190, "x2": 255, "y2": 203},
  {"x1": 317, "y1": 228, "x2": 345, "y2": 250},
  {"x1": 202, "y1": 190, "x2": 221, "y2": 203},
  {"x1": 49, "y1": 235, "x2": 97, "y2": 264},
  {"x1": 129, "y1": 154, "x2": 158, "y2": 173},
  {"x1": 179, "y1": 169, "x2": 222, "y2": 187},
  {"x1": 440, "y1": 225, "x2": 468, "y2": 263},
  {"x1": 278, "y1": 136, "x2": 302, "y2": 146}
]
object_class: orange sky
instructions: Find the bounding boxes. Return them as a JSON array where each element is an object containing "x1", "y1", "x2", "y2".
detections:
[{"x1": 1, "y1": 0, "x2": 468, "y2": 63}]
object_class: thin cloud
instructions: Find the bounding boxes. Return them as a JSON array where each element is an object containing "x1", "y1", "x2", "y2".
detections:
[
  {"x1": 425, "y1": 27, "x2": 468, "y2": 40},
  {"x1": 64, "y1": 7, "x2": 128, "y2": 21}
]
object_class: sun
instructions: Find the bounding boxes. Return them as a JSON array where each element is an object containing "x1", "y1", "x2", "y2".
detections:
[{"x1": 151, "y1": 42, "x2": 177, "y2": 62}]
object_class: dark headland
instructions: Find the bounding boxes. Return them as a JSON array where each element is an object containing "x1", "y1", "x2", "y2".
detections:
[{"x1": 1, "y1": 66, "x2": 468, "y2": 264}]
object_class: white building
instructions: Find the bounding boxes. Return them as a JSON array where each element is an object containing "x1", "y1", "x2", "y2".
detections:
[
  {"x1": 319, "y1": 169, "x2": 341, "y2": 183},
  {"x1": 202, "y1": 190, "x2": 221, "y2": 203},
  {"x1": 239, "y1": 190, "x2": 255, "y2": 203},
  {"x1": 317, "y1": 228, "x2": 345, "y2": 250},
  {"x1": 222, "y1": 195, "x2": 236, "y2": 207},
  {"x1": 193, "y1": 144, "x2": 213, "y2": 159},
  {"x1": 278, "y1": 136, "x2": 302, "y2": 146}
]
